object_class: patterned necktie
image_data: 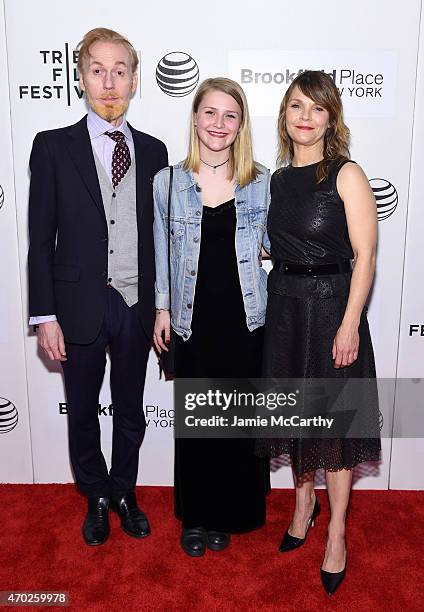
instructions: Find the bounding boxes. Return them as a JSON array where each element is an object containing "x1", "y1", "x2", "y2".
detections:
[{"x1": 105, "y1": 130, "x2": 131, "y2": 188}]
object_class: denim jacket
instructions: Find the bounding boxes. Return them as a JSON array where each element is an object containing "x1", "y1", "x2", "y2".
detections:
[{"x1": 153, "y1": 162, "x2": 270, "y2": 340}]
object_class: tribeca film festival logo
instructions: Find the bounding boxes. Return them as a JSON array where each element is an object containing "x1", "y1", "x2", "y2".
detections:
[
  {"x1": 0, "y1": 398, "x2": 18, "y2": 434},
  {"x1": 369, "y1": 179, "x2": 398, "y2": 220},
  {"x1": 19, "y1": 46, "x2": 82, "y2": 105},
  {"x1": 409, "y1": 324, "x2": 424, "y2": 337},
  {"x1": 156, "y1": 52, "x2": 199, "y2": 97},
  {"x1": 59, "y1": 403, "x2": 173, "y2": 428}
]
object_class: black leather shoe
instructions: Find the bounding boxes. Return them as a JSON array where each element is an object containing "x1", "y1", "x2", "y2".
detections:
[
  {"x1": 320, "y1": 559, "x2": 347, "y2": 596},
  {"x1": 279, "y1": 497, "x2": 320, "y2": 552},
  {"x1": 180, "y1": 527, "x2": 207, "y2": 557},
  {"x1": 82, "y1": 497, "x2": 110, "y2": 546},
  {"x1": 206, "y1": 531, "x2": 231, "y2": 551},
  {"x1": 111, "y1": 492, "x2": 150, "y2": 538}
]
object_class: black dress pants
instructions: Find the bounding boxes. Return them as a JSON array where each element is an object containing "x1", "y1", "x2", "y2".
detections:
[{"x1": 62, "y1": 287, "x2": 150, "y2": 498}]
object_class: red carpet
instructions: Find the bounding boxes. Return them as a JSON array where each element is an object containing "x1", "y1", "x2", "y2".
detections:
[{"x1": 0, "y1": 485, "x2": 423, "y2": 611}]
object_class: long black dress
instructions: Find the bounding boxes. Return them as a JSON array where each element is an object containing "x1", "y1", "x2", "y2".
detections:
[
  {"x1": 257, "y1": 159, "x2": 381, "y2": 475},
  {"x1": 174, "y1": 199, "x2": 269, "y2": 532}
]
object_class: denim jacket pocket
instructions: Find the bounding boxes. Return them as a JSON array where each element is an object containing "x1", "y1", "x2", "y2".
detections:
[{"x1": 168, "y1": 217, "x2": 186, "y2": 257}]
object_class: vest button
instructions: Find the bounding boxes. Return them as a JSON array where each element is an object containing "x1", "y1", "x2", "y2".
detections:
[
  {"x1": 187, "y1": 303, "x2": 192, "y2": 309},
  {"x1": 112, "y1": 192, "x2": 117, "y2": 198},
  {"x1": 190, "y1": 270, "x2": 196, "y2": 276}
]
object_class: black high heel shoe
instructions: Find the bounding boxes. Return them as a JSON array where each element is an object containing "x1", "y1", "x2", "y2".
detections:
[
  {"x1": 320, "y1": 558, "x2": 347, "y2": 596},
  {"x1": 278, "y1": 497, "x2": 320, "y2": 552}
]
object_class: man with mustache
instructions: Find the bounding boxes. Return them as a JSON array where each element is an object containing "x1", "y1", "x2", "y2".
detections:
[{"x1": 28, "y1": 28, "x2": 168, "y2": 545}]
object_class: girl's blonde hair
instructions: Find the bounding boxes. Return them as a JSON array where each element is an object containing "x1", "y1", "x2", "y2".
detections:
[{"x1": 183, "y1": 77, "x2": 260, "y2": 187}]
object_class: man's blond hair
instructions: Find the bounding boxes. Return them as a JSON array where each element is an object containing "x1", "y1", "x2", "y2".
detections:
[{"x1": 77, "y1": 27, "x2": 138, "y2": 74}]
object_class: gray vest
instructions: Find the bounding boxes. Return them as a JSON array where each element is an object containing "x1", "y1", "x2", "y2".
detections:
[{"x1": 93, "y1": 151, "x2": 138, "y2": 307}]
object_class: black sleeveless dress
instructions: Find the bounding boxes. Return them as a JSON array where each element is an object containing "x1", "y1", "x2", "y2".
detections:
[
  {"x1": 174, "y1": 199, "x2": 269, "y2": 532},
  {"x1": 257, "y1": 160, "x2": 381, "y2": 475}
]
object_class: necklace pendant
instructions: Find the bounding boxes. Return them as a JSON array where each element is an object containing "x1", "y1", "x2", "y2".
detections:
[{"x1": 200, "y1": 157, "x2": 230, "y2": 173}]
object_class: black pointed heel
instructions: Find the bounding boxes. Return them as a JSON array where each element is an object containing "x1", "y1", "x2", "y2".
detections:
[
  {"x1": 278, "y1": 497, "x2": 320, "y2": 552},
  {"x1": 320, "y1": 558, "x2": 347, "y2": 596}
]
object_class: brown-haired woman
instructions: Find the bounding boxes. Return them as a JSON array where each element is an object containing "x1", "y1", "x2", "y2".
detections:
[
  {"x1": 153, "y1": 78, "x2": 270, "y2": 556},
  {"x1": 257, "y1": 70, "x2": 381, "y2": 595}
]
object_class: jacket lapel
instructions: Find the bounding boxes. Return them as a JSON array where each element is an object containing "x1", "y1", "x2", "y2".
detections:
[
  {"x1": 67, "y1": 116, "x2": 105, "y2": 219},
  {"x1": 129, "y1": 124, "x2": 151, "y2": 221}
]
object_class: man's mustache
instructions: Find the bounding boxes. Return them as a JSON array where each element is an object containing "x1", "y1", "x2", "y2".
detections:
[{"x1": 98, "y1": 93, "x2": 121, "y2": 100}]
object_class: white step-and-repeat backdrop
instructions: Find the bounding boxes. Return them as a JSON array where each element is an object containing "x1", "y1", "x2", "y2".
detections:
[{"x1": 0, "y1": 0, "x2": 423, "y2": 489}]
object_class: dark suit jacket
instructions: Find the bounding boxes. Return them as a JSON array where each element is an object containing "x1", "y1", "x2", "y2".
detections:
[{"x1": 28, "y1": 115, "x2": 168, "y2": 344}]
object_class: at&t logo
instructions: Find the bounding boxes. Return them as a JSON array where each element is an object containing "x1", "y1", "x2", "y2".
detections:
[
  {"x1": 156, "y1": 52, "x2": 199, "y2": 97},
  {"x1": 369, "y1": 178, "x2": 398, "y2": 221},
  {"x1": 0, "y1": 184, "x2": 4, "y2": 210},
  {"x1": 0, "y1": 398, "x2": 18, "y2": 434}
]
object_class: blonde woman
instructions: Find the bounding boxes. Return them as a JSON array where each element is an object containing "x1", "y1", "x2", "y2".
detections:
[{"x1": 153, "y1": 78, "x2": 270, "y2": 556}]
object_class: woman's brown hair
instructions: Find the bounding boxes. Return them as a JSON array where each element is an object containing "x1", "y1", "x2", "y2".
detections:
[{"x1": 277, "y1": 70, "x2": 350, "y2": 182}]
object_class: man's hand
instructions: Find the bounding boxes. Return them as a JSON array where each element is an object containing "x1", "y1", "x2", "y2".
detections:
[{"x1": 38, "y1": 321, "x2": 67, "y2": 361}]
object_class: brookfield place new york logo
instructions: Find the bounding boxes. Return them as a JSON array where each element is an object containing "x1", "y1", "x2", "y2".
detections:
[
  {"x1": 229, "y1": 51, "x2": 397, "y2": 118},
  {"x1": 0, "y1": 398, "x2": 18, "y2": 434},
  {"x1": 156, "y1": 52, "x2": 199, "y2": 97}
]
